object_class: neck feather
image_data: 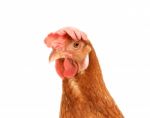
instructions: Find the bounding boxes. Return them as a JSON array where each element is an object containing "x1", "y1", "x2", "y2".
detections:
[{"x1": 60, "y1": 43, "x2": 123, "y2": 118}]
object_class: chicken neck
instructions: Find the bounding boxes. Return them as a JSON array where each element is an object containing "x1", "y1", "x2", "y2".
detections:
[{"x1": 60, "y1": 43, "x2": 123, "y2": 118}]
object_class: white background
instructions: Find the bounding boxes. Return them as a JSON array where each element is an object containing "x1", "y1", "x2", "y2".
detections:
[{"x1": 0, "y1": 0, "x2": 150, "y2": 118}]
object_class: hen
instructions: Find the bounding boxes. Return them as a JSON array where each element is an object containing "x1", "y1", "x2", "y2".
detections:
[{"x1": 44, "y1": 27, "x2": 124, "y2": 118}]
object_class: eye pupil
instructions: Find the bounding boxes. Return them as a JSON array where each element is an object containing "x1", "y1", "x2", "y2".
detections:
[{"x1": 74, "y1": 42, "x2": 79, "y2": 48}]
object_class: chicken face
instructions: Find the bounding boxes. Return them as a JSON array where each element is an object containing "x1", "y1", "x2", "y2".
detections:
[{"x1": 44, "y1": 27, "x2": 91, "y2": 79}]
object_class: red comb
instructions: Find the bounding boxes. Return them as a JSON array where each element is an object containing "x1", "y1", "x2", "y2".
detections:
[
  {"x1": 44, "y1": 27, "x2": 88, "y2": 48},
  {"x1": 44, "y1": 33, "x2": 65, "y2": 48},
  {"x1": 56, "y1": 27, "x2": 88, "y2": 41}
]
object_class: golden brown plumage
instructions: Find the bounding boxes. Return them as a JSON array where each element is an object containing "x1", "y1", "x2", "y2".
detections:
[
  {"x1": 44, "y1": 27, "x2": 124, "y2": 118},
  {"x1": 60, "y1": 43, "x2": 123, "y2": 118}
]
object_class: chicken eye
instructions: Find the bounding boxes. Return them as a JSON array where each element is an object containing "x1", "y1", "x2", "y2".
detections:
[{"x1": 73, "y1": 42, "x2": 80, "y2": 48}]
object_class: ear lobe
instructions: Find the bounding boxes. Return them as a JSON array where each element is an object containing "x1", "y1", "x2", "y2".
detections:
[
  {"x1": 78, "y1": 45, "x2": 91, "y2": 72},
  {"x1": 83, "y1": 54, "x2": 90, "y2": 70},
  {"x1": 79, "y1": 54, "x2": 90, "y2": 73}
]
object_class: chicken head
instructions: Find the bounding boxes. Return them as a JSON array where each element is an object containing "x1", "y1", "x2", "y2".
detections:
[{"x1": 44, "y1": 27, "x2": 91, "y2": 79}]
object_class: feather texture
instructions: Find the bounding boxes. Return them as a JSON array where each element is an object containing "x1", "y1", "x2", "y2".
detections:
[{"x1": 60, "y1": 43, "x2": 124, "y2": 118}]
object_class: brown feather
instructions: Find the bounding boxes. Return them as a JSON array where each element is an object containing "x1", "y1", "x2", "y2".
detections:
[{"x1": 60, "y1": 42, "x2": 124, "y2": 118}]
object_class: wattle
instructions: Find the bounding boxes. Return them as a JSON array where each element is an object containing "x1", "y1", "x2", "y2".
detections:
[{"x1": 55, "y1": 58, "x2": 78, "y2": 79}]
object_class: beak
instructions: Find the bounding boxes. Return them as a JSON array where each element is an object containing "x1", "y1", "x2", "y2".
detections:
[{"x1": 49, "y1": 49, "x2": 66, "y2": 62}]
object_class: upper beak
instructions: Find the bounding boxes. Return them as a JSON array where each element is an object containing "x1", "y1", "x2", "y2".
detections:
[{"x1": 49, "y1": 49, "x2": 66, "y2": 62}]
